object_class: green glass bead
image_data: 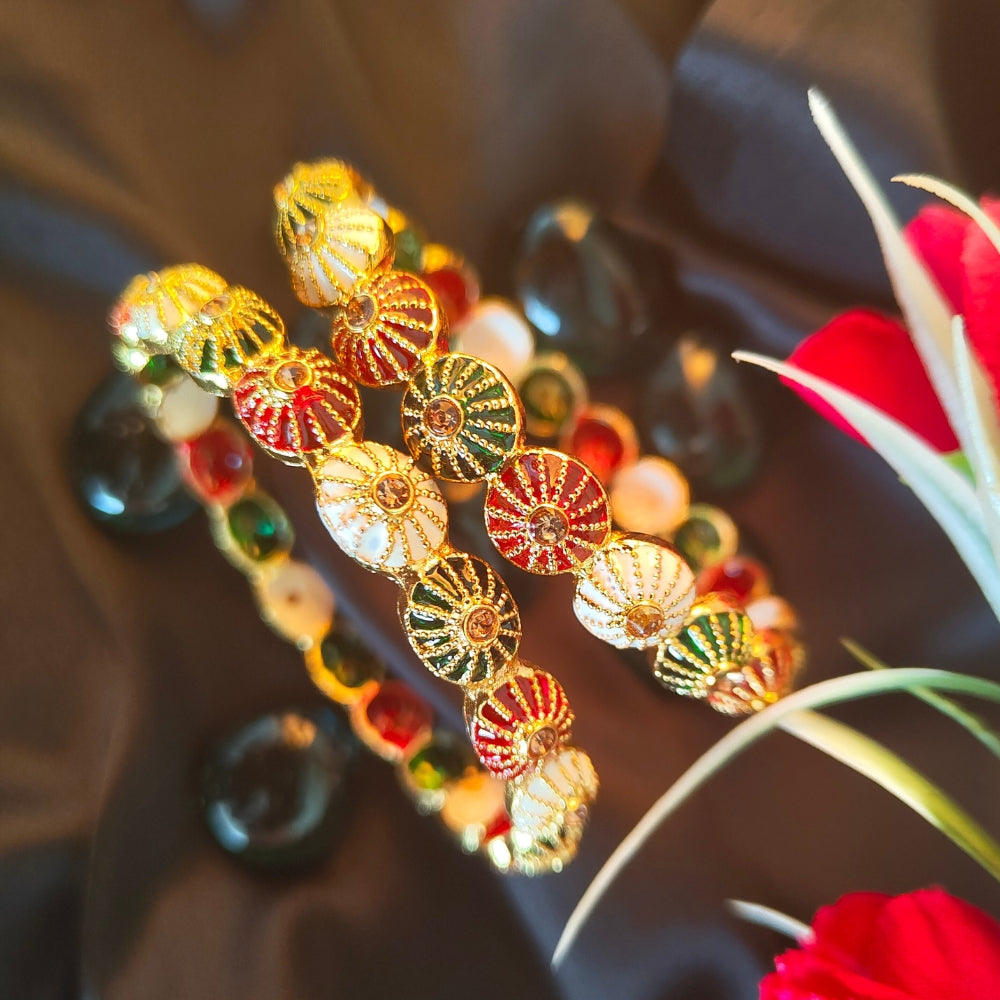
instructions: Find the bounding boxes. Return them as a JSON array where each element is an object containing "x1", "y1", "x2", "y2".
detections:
[
  {"x1": 70, "y1": 371, "x2": 197, "y2": 534},
  {"x1": 225, "y1": 492, "x2": 294, "y2": 563},
  {"x1": 642, "y1": 331, "x2": 761, "y2": 490},
  {"x1": 672, "y1": 503, "x2": 739, "y2": 573},
  {"x1": 515, "y1": 200, "x2": 660, "y2": 375},
  {"x1": 201, "y1": 707, "x2": 357, "y2": 870},
  {"x1": 521, "y1": 370, "x2": 570, "y2": 434},
  {"x1": 318, "y1": 629, "x2": 385, "y2": 693},
  {"x1": 405, "y1": 732, "x2": 475, "y2": 792},
  {"x1": 137, "y1": 354, "x2": 182, "y2": 387},
  {"x1": 400, "y1": 730, "x2": 477, "y2": 814},
  {"x1": 517, "y1": 353, "x2": 587, "y2": 439},
  {"x1": 393, "y1": 224, "x2": 426, "y2": 273}
]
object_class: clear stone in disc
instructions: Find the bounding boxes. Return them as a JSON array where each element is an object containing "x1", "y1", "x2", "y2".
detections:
[
  {"x1": 373, "y1": 473, "x2": 413, "y2": 512},
  {"x1": 272, "y1": 360, "x2": 311, "y2": 391},
  {"x1": 425, "y1": 396, "x2": 463, "y2": 437},
  {"x1": 200, "y1": 292, "x2": 233, "y2": 320},
  {"x1": 527, "y1": 726, "x2": 558, "y2": 758},
  {"x1": 345, "y1": 293, "x2": 377, "y2": 329},
  {"x1": 528, "y1": 505, "x2": 569, "y2": 546},
  {"x1": 464, "y1": 605, "x2": 500, "y2": 644},
  {"x1": 625, "y1": 603, "x2": 665, "y2": 639}
]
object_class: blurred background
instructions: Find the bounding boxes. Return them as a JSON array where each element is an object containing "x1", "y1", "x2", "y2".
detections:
[{"x1": 3, "y1": 1, "x2": 1000, "y2": 997}]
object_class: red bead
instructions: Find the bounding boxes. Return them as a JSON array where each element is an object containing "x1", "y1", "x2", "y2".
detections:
[
  {"x1": 754, "y1": 627, "x2": 805, "y2": 677},
  {"x1": 483, "y1": 811, "x2": 512, "y2": 843},
  {"x1": 564, "y1": 404, "x2": 638, "y2": 484},
  {"x1": 352, "y1": 681, "x2": 432, "y2": 762},
  {"x1": 695, "y1": 556, "x2": 771, "y2": 604},
  {"x1": 423, "y1": 266, "x2": 479, "y2": 327},
  {"x1": 177, "y1": 419, "x2": 253, "y2": 504}
]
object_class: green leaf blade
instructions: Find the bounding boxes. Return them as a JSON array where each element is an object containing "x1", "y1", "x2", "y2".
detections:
[
  {"x1": 780, "y1": 710, "x2": 1000, "y2": 880},
  {"x1": 733, "y1": 350, "x2": 1000, "y2": 619},
  {"x1": 807, "y1": 89, "x2": 968, "y2": 453},
  {"x1": 842, "y1": 639, "x2": 1000, "y2": 761},
  {"x1": 551, "y1": 667, "x2": 1000, "y2": 970}
]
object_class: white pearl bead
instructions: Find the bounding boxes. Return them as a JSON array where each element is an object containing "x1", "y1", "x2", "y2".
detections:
[
  {"x1": 609, "y1": 457, "x2": 690, "y2": 535},
  {"x1": 746, "y1": 595, "x2": 799, "y2": 633},
  {"x1": 254, "y1": 559, "x2": 335, "y2": 647},
  {"x1": 152, "y1": 377, "x2": 218, "y2": 442},
  {"x1": 451, "y1": 298, "x2": 535, "y2": 382}
]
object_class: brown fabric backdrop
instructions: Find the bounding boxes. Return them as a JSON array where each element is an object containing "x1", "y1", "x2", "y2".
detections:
[{"x1": 2, "y1": 2, "x2": 1000, "y2": 998}]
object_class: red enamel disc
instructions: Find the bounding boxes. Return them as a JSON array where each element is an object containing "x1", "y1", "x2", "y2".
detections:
[
  {"x1": 484, "y1": 448, "x2": 612, "y2": 574},
  {"x1": 232, "y1": 348, "x2": 361, "y2": 464},
  {"x1": 471, "y1": 668, "x2": 573, "y2": 780},
  {"x1": 331, "y1": 270, "x2": 444, "y2": 388}
]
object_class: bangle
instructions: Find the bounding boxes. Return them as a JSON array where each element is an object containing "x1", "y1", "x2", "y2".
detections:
[
  {"x1": 87, "y1": 349, "x2": 522, "y2": 869},
  {"x1": 269, "y1": 161, "x2": 806, "y2": 717},
  {"x1": 269, "y1": 162, "x2": 695, "y2": 661},
  {"x1": 461, "y1": 202, "x2": 806, "y2": 715},
  {"x1": 515, "y1": 361, "x2": 806, "y2": 715}
]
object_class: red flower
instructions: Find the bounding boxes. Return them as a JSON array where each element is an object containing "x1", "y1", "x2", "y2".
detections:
[
  {"x1": 760, "y1": 888, "x2": 1000, "y2": 1000},
  {"x1": 784, "y1": 198, "x2": 1000, "y2": 452}
]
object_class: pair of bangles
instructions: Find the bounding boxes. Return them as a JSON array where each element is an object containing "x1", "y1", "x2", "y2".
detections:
[{"x1": 105, "y1": 159, "x2": 805, "y2": 874}]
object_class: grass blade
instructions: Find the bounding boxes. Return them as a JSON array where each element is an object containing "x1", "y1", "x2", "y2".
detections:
[
  {"x1": 551, "y1": 667, "x2": 1000, "y2": 970},
  {"x1": 842, "y1": 639, "x2": 1000, "y2": 761},
  {"x1": 808, "y1": 89, "x2": 969, "y2": 454},
  {"x1": 951, "y1": 316, "x2": 1000, "y2": 577},
  {"x1": 893, "y1": 173, "x2": 1000, "y2": 256},
  {"x1": 734, "y1": 350, "x2": 1000, "y2": 618},
  {"x1": 727, "y1": 899, "x2": 813, "y2": 943},
  {"x1": 780, "y1": 710, "x2": 1000, "y2": 880}
]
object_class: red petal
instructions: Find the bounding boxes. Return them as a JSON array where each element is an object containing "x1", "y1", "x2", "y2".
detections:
[
  {"x1": 905, "y1": 204, "x2": 969, "y2": 311},
  {"x1": 959, "y1": 195, "x2": 1000, "y2": 401},
  {"x1": 869, "y1": 888, "x2": 1000, "y2": 1000},
  {"x1": 761, "y1": 949, "x2": 916, "y2": 1000},
  {"x1": 784, "y1": 309, "x2": 960, "y2": 453},
  {"x1": 810, "y1": 891, "x2": 892, "y2": 971}
]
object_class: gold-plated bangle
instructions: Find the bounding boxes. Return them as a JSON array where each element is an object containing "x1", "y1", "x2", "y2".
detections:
[{"x1": 103, "y1": 308, "x2": 518, "y2": 869}]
